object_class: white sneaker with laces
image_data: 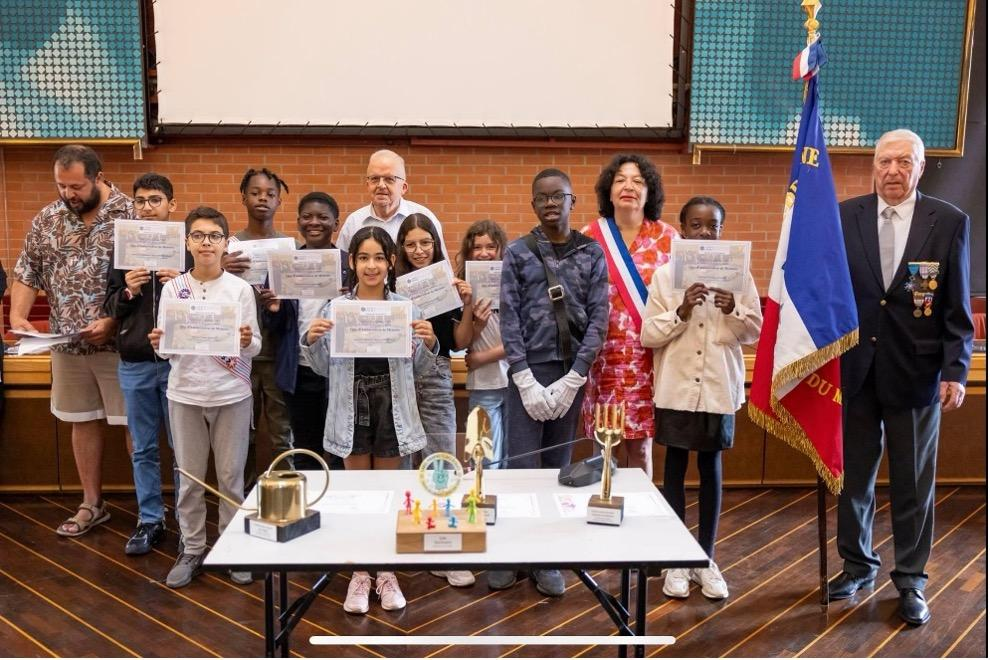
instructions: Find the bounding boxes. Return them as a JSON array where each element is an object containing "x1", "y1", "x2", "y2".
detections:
[
  {"x1": 662, "y1": 568, "x2": 691, "y2": 598},
  {"x1": 343, "y1": 572, "x2": 371, "y2": 614},
  {"x1": 691, "y1": 562, "x2": 729, "y2": 600},
  {"x1": 430, "y1": 570, "x2": 476, "y2": 587},
  {"x1": 376, "y1": 572, "x2": 407, "y2": 610}
]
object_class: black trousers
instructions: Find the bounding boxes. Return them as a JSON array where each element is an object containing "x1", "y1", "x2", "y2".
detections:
[
  {"x1": 283, "y1": 365, "x2": 344, "y2": 471},
  {"x1": 838, "y1": 368, "x2": 940, "y2": 591}
]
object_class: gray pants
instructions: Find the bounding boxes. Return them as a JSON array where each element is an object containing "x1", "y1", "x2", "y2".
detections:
[
  {"x1": 505, "y1": 361, "x2": 584, "y2": 469},
  {"x1": 406, "y1": 356, "x2": 456, "y2": 468},
  {"x1": 169, "y1": 397, "x2": 252, "y2": 556},
  {"x1": 838, "y1": 373, "x2": 940, "y2": 591}
]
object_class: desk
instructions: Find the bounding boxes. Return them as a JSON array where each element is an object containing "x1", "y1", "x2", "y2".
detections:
[{"x1": 204, "y1": 468, "x2": 709, "y2": 657}]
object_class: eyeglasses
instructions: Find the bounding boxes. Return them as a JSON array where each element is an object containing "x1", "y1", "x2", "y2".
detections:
[
  {"x1": 403, "y1": 239, "x2": 435, "y2": 252},
  {"x1": 187, "y1": 231, "x2": 227, "y2": 244},
  {"x1": 134, "y1": 195, "x2": 167, "y2": 209},
  {"x1": 533, "y1": 192, "x2": 575, "y2": 206},
  {"x1": 366, "y1": 175, "x2": 405, "y2": 187}
]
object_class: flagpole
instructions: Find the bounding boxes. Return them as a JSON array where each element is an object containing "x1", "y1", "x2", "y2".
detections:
[{"x1": 800, "y1": 0, "x2": 831, "y2": 609}]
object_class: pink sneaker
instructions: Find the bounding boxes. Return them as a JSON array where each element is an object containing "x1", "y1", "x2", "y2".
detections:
[
  {"x1": 375, "y1": 572, "x2": 407, "y2": 611},
  {"x1": 343, "y1": 572, "x2": 371, "y2": 614}
]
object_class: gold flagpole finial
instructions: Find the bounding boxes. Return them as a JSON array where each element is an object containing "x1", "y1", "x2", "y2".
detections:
[{"x1": 802, "y1": 0, "x2": 821, "y2": 45}]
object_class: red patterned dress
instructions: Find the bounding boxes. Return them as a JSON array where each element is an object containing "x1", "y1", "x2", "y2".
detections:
[{"x1": 580, "y1": 218, "x2": 679, "y2": 439}]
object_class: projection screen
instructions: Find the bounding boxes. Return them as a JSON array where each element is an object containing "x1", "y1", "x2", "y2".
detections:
[{"x1": 154, "y1": 0, "x2": 675, "y2": 130}]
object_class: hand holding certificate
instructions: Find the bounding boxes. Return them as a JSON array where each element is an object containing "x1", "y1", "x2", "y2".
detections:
[
  {"x1": 227, "y1": 237, "x2": 296, "y2": 285},
  {"x1": 464, "y1": 260, "x2": 502, "y2": 310},
  {"x1": 395, "y1": 261, "x2": 463, "y2": 319},
  {"x1": 268, "y1": 249, "x2": 342, "y2": 299},
  {"x1": 158, "y1": 298, "x2": 242, "y2": 357},
  {"x1": 670, "y1": 239, "x2": 751, "y2": 294},
  {"x1": 114, "y1": 219, "x2": 186, "y2": 271},
  {"x1": 329, "y1": 300, "x2": 413, "y2": 358}
]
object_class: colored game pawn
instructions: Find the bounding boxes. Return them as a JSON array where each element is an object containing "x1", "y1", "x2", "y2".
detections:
[
  {"x1": 448, "y1": 516, "x2": 458, "y2": 529},
  {"x1": 431, "y1": 498, "x2": 439, "y2": 518},
  {"x1": 404, "y1": 490, "x2": 412, "y2": 514},
  {"x1": 466, "y1": 488, "x2": 478, "y2": 524},
  {"x1": 413, "y1": 499, "x2": 422, "y2": 525},
  {"x1": 444, "y1": 497, "x2": 452, "y2": 519},
  {"x1": 426, "y1": 516, "x2": 436, "y2": 530}
]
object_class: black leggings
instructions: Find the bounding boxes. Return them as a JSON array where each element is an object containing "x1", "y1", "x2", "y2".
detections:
[{"x1": 663, "y1": 447, "x2": 722, "y2": 559}]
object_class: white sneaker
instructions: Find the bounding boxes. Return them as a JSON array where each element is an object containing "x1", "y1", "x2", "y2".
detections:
[
  {"x1": 430, "y1": 570, "x2": 476, "y2": 587},
  {"x1": 376, "y1": 572, "x2": 407, "y2": 610},
  {"x1": 662, "y1": 568, "x2": 691, "y2": 598},
  {"x1": 343, "y1": 572, "x2": 371, "y2": 614},
  {"x1": 691, "y1": 562, "x2": 729, "y2": 600}
]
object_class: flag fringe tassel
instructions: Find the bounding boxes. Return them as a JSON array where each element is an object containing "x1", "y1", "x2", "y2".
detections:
[{"x1": 748, "y1": 328, "x2": 859, "y2": 496}]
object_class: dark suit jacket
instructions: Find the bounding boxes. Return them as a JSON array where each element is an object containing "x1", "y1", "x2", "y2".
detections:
[{"x1": 840, "y1": 192, "x2": 973, "y2": 408}]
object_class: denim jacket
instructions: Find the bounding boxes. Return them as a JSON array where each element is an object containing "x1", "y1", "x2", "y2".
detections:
[{"x1": 300, "y1": 290, "x2": 439, "y2": 457}]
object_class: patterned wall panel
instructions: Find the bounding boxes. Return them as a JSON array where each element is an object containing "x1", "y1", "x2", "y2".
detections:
[
  {"x1": 690, "y1": 0, "x2": 971, "y2": 151},
  {"x1": 0, "y1": 0, "x2": 144, "y2": 140}
]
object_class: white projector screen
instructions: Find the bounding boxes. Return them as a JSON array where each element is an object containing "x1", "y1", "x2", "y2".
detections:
[{"x1": 154, "y1": 0, "x2": 675, "y2": 129}]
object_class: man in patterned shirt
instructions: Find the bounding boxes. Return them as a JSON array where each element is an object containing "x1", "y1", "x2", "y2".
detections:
[{"x1": 9, "y1": 144, "x2": 134, "y2": 537}]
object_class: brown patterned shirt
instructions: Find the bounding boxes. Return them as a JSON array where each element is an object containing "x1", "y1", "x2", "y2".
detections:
[{"x1": 13, "y1": 183, "x2": 133, "y2": 355}]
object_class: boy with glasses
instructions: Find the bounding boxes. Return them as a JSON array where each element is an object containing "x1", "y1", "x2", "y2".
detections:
[
  {"x1": 104, "y1": 173, "x2": 187, "y2": 555},
  {"x1": 490, "y1": 168, "x2": 609, "y2": 596}
]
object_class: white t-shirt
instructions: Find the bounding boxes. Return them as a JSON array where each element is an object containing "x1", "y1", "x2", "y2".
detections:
[
  {"x1": 157, "y1": 271, "x2": 262, "y2": 407},
  {"x1": 466, "y1": 311, "x2": 509, "y2": 390}
]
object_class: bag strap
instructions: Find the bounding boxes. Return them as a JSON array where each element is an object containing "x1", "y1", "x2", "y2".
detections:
[{"x1": 523, "y1": 234, "x2": 573, "y2": 365}]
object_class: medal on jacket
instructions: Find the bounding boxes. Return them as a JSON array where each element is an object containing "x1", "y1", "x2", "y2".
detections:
[
  {"x1": 912, "y1": 291, "x2": 925, "y2": 318},
  {"x1": 923, "y1": 292, "x2": 934, "y2": 317}
]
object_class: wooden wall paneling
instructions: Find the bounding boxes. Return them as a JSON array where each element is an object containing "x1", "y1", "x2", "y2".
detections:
[{"x1": 0, "y1": 393, "x2": 60, "y2": 490}]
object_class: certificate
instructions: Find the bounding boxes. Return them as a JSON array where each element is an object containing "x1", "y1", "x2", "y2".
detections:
[
  {"x1": 268, "y1": 249, "x2": 342, "y2": 300},
  {"x1": 464, "y1": 260, "x2": 502, "y2": 310},
  {"x1": 113, "y1": 219, "x2": 186, "y2": 271},
  {"x1": 395, "y1": 261, "x2": 462, "y2": 318},
  {"x1": 670, "y1": 239, "x2": 751, "y2": 294},
  {"x1": 329, "y1": 299, "x2": 412, "y2": 358},
  {"x1": 159, "y1": 298, "x2": 242, "y2": 357},
  {"x1": 228, "y1": 237, "x2": 296, "y2": 285}
]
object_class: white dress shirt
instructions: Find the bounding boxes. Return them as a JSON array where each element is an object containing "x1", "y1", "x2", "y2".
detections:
[
  {"x1": 640, "y1": 263, "x2": 763, "y2": 415},
  {"x1": 877, "y1": 191, "x2": 917, "y2": 275},
  {"x1": 337, "y1": 199, "x2": 447, "y2": 257}
]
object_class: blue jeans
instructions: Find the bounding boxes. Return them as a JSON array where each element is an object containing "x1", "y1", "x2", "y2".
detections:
[
  {"x1": 118, "y1": 360, "x2": 174, "y2": 524},
  {"x1": 468, "y1": 388, "x2": 507, "y2": 468}
]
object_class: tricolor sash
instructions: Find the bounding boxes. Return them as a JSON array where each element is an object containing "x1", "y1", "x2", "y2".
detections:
[{"x1": 589, "y1": 217, "x2": 648, "y2": 331}]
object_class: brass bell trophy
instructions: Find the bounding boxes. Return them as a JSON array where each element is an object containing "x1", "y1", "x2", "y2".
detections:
[
  {"x1": 178, "y1": 448, "x2": 330, "y2": 542},
  {"x1": 462, "y1": 406, "x2": 498, "y2": 525},
  {"x1": 587, "y1": 403, "x2": 625, "y2": 526}
]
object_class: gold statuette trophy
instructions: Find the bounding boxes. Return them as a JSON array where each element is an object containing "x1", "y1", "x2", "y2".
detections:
[
  {"x1": 587, "y1": 403, "x2": 625, "y2": 526},
  {"x1": 178, "y1": 448, "x2": 330, "y2": 542},
  {"x1": 462, "y1": 406, "x2": 498, "y2": 525}
]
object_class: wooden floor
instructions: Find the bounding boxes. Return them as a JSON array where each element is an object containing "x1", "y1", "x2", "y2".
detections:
[{"x1": 0, "y1": 486, "x2": 984, "y2": 658}]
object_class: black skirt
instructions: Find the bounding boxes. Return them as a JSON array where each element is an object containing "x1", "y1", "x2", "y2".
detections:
[{"x1": 654, "y1": 407, "x2": 735, "y2": 452}]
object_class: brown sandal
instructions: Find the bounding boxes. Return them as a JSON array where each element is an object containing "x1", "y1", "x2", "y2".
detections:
[{"x1": 56, "y1": 501, "x2": 110, "y2": 537}]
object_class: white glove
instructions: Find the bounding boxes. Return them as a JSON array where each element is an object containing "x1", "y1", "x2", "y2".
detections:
[
  {"x1": 546, "y1": 370, "x2": 588, "y2": 419},
  {"x1": 512, "y1": 368, "x2": 556, "y2": 422}
]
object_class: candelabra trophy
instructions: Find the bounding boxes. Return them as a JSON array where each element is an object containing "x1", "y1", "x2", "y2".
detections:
[
  {"x1": 462, "y1": 406, "x2": 498, "y2": 525},
  {"x1": 587, "y1": 403, "x2": 625, "y2": 526}
]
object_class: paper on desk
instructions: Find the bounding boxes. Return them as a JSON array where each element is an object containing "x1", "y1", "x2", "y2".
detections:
[
  {"x1": 315, "y1": 490, "x2": 393, "y2": 515},
  {"x1": 11, "y1": 329, "x2": 80, "y2": 355},
  {"x1": 495, "y1": 493, "x2": 541, "y2": 518},
  {"x1": 553, "y1": 491, "x2": 674, "y2": 518}
]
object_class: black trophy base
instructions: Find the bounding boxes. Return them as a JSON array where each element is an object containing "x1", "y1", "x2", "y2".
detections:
[{"x1": 244, "y1": 509, "x2": 321, "y2": 542}]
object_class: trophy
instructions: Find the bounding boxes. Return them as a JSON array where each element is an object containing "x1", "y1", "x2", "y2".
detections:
[
  {"x1": 178, "y1": 448, "x2": 329, "y2": 542},
  {"x1": 395, "y1": 452, "x2": 487, "y2": 553},
  {"x1": 462, "y1": 406, "x2": 498, "y2": 525},
  {"x1": 587, "y1": 403, "x2": 625, "y2": 526}
]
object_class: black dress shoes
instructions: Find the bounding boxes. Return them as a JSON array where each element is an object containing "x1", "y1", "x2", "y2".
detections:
[
  {"x1": 125, "y1": 521, "x2": 166, "y2": 555},
  {"x1": 827, "y1": 571, "x2": 875, "y2": 600},
  {"x1": 898, "y1": 588, "x2": 930, "y2": 625}
]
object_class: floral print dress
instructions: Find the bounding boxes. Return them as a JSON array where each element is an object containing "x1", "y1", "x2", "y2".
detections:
[{"x1": 580, "y1": 218, "x2": 679, "y2": 439}]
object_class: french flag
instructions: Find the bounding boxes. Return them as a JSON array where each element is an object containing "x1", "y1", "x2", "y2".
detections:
[
  {"x1": 748, "y1": 48, "x2": 859, "y2": 495},
  {"x1": 792, "y1": 39, "x2": 826, "y2": 81}
]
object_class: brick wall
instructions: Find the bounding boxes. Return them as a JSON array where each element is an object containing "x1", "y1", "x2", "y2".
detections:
[{"x1": 0, "y1": 139, "x2": 876, "y2": 291}]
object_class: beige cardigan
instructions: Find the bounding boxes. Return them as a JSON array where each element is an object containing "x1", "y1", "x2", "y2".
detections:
[{"x1": 640, "y1": 263, "x2": 762, "y2": 415}]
